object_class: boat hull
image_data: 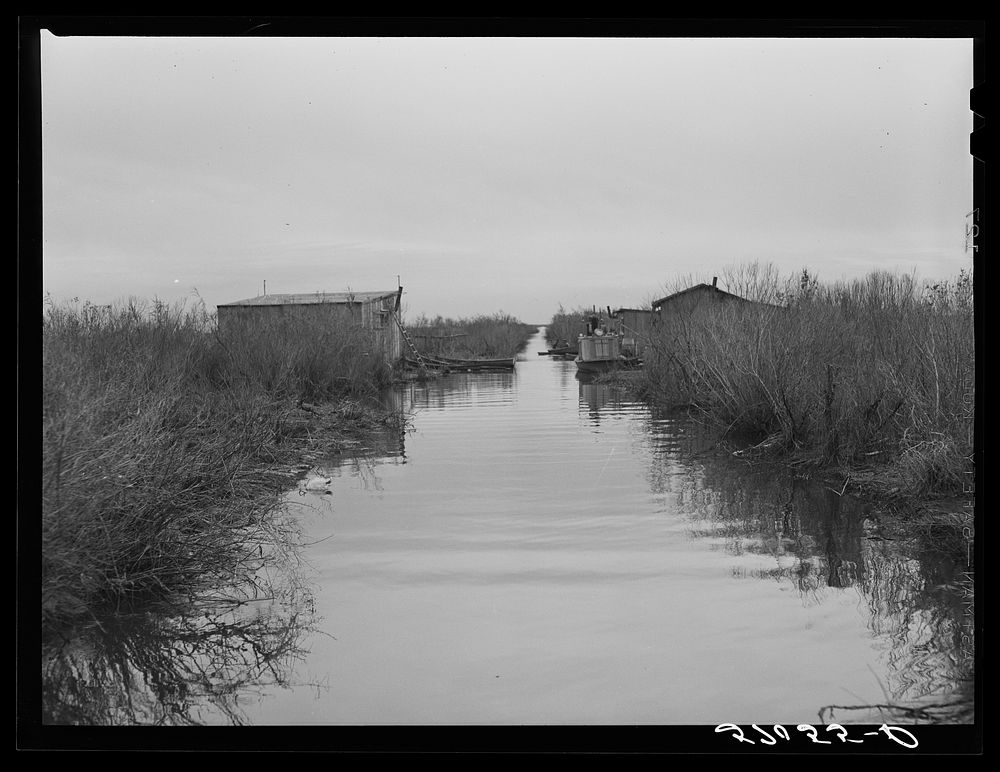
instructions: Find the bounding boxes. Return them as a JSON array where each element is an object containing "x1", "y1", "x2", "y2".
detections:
[
  {"x1": 538, "y1": 346, "x2": 578, "y2": 358},
  {"x1": 406, "y1": 355, "x2": 515, "y2": 372},
  {"x1": 574, "y1": 356, "x2": 641, "y2": 373}
]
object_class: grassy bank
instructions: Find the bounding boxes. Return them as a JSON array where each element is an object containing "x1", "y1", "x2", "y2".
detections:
[
  {"x1": 407, "y1": 312, "x2": 536, "y2": 359},
  {"x1": 635, "y1": 265, "x2": 975, "y2": 503},
  {"x1": 544, "y1": 305, "x2": 591, "y2": 349},
  {"x1": 42, "y1": 297, "x2": 404, "y2": 642}
]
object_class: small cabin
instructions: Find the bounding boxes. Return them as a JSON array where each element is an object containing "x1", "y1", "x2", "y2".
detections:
[
  {"x1": 647, "y1": 277, "x2": 783, "y2": 361},
  {"x1": 612, "y1": 307, "x2": 655, "y2": 357},
  {"x1": 651, "y1": 276, "x2": 759, "y2": 315},
  {"x1": 216, "y1": 288, "x2": 404, "y2": 365}
]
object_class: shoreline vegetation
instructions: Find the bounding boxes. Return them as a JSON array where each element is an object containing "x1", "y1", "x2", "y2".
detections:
[
  {"x1": 41, "y1": 296, "x2": 372, "y2": 643},
  {"x1": 568, "y1": 264, "x2": 976, "y2": 723},
  {"x1": 406, "y1": 312, "x2": 536, "y2": 360},
  {"x1": 42, "y1": 267, "x2": 974, "y2": 642},
  {"x1": 576, "y1": 264, "x2": 975, "y2": 519},
  {"x1": 41, "y1": 297, "x2": 537, "y2": 644},
  {"x1": 544, "y1": 304, "x2": 591, "y2": 349},
  {"x1": 40, "y1": 279, "x2": 974, "y2": 724}
]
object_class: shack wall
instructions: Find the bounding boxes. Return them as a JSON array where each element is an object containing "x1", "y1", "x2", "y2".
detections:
[
  {"x1": 615, "y1": 308, "x2": 654, "y2": 356},
  {"x1": 647, "y1": 285, "x2": 779, "y2": 369},
  {"x1": 653, "y1": 285, "x2": 763, "y2": 319},
  {"x1": 217, "y1": 295, "x2": 403, "y2": 366}
]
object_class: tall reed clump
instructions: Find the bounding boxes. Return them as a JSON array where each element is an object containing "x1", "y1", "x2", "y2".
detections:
[
  {"x1": 42, "y1": 297, "x2": 396, "y2": 640},
  {"x1": 640, "y1": 264, "x2": 974, "y2": 497},
  {"x1": 213, "y1": 312, "x2": 394, "y2": 402},
  {"x1": 407, "y1": 312, "x2": 536, "y2": 358},
  {"x1": 545, "y1": 305, "x2": 592, "y2": 348}
]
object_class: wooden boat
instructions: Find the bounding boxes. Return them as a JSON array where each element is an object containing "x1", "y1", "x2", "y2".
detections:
[
  {"x1": 574, "y1": 353, "x2": 643, "y2": 374},
  {"x1": 406, "y1": 354, "x2": 516, "y2": 372},
  {"x1": 538, "y1": 346, "x2": 578, "y2": 359},
  {"x1": 573, "y1": 310, "x2": 642, "y2": 373},
  {"x1": 434, "y1": 354, "x2": 514, "y2": 367}
]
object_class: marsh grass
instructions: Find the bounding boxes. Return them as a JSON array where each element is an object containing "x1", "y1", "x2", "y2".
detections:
[
  {"x1": 407, "y1": 312, "x2": 536, "y2": 359},
  {"x1": 545, "y1": 305, "x2": 592, "y2": 348},
  {"x1": 214, "y1": 313, "x2": 394, "y2": 401},
  {"x1": 638, "y1": 264, "x2": 974, "y2": 499},
  {"x1": 42, "y1": 296, "x2": 401, "y2": 640}
]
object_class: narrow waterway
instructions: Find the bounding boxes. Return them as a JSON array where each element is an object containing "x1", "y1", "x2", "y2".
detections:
[
  {"x1": 41, "y1": 327, "x2": 973, "y2": 727},
  {"x1": 238, "y1": 327, "x2": 973, "y2": 725}
]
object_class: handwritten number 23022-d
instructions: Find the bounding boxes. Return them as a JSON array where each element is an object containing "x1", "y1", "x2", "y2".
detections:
[{"x1": 715, "y1": 723, "x2": 918, "y2": 749}]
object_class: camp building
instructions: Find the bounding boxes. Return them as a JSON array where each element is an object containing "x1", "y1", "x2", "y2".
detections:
[
  {"x1": 216, "y1": 289, "x2": 404, "y2": 366},
  {"x1": 651, "y1": 277, "x2": 762, "y2": 314}
]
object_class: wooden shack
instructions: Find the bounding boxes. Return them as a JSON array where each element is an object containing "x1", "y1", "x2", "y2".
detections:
[
  {"x1": 216, "y1": 288, "x2": 404, "y2": 366},
  {"x1": 646, "y1": 277, "x2": 782, "y2": 364},
  {"x1": 651, "y1": 276, "x2": 761, "y2": 315},
  {"x1": 612, "y1": 307, "x2": 655, "y2": 357}
]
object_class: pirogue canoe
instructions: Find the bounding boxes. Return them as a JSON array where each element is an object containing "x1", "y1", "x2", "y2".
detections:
[{"x1": 406, "y1": 355, "x2": 516, "y2": 372}]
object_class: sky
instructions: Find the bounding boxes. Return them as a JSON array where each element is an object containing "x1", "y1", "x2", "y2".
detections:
[{"x1": 38, "y1": 31, "x2": 975, "y2": 323}]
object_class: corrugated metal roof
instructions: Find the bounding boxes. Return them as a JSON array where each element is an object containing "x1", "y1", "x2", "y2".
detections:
[{"x1": 218, "y1": 291, "x2": 399, "y2": 307}]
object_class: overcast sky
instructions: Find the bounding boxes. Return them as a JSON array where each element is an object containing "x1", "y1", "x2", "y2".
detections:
[{"x1": 39, "y1": 32, "x2": 974, "y2": 323}]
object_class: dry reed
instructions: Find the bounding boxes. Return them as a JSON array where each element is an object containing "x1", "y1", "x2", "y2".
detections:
[
  {"x1": 634, "y1": 264, "x2": 974, "y2": 498},
  {"x1": 407, "y1": 312, "x2": 536, "y2": 359},
  {"x1": 42, "y1": 295, "x2": 401, "y2": 640}
]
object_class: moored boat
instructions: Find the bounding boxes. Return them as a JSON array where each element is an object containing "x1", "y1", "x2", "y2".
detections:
[
  {"x1": 406, "y1": 354, "x2": 516, "y2": 372},
  {"x1": 433, "y1": 354, "x2": 515, "y2": 368},
  {"x1": 573, "y1": 310, "x2": 643, "y2": 373},
  {"x1": 538, "y1": 345, "x2": 578, "y2": 359}
]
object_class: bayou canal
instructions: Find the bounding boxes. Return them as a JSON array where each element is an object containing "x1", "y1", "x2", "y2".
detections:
[{"x1": 42, "y1": 328, "x2": 974, "y2": 727}]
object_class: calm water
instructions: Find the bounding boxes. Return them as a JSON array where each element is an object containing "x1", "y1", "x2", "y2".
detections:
[{"x1": 42, "y1": 328, "x2": 974, "y2": 727}]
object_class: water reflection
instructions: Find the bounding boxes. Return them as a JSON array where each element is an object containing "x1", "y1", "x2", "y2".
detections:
[
  {"x1": 672, "y1": 445, "x2": 972, "y2": 721},
  {"x1": 349, "y1": 390, "x2": 412, "y2": 464},
  {"x1": 324, "y1": 424, "x2": 408, "y2": 482},
  {"x1": 47, "y1": 339, "x2": 972, "y2": 726},
  {"x1": 41, "y1": 494, "x2": 325, "y2": 725},
  {"x1": 578, "y1": 377, "x2": 973, "y2": 723},
  {"x1": 578, "y1": 381, "x2": 647, "y2": 427},
  {"x1": 405, "y1": 372, "x2": 517, "y2": 412},
  {"x1": 42, "y1": 590, "x2": 319, "y2": 725}
]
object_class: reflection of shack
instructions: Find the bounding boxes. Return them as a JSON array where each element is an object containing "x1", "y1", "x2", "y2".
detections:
[
  {"x1": 216, "y1": 289, "x2": 404, "y2": 366},
  {"x1": 579, "y1": 382, "x2": 623, "y2": 424}
]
